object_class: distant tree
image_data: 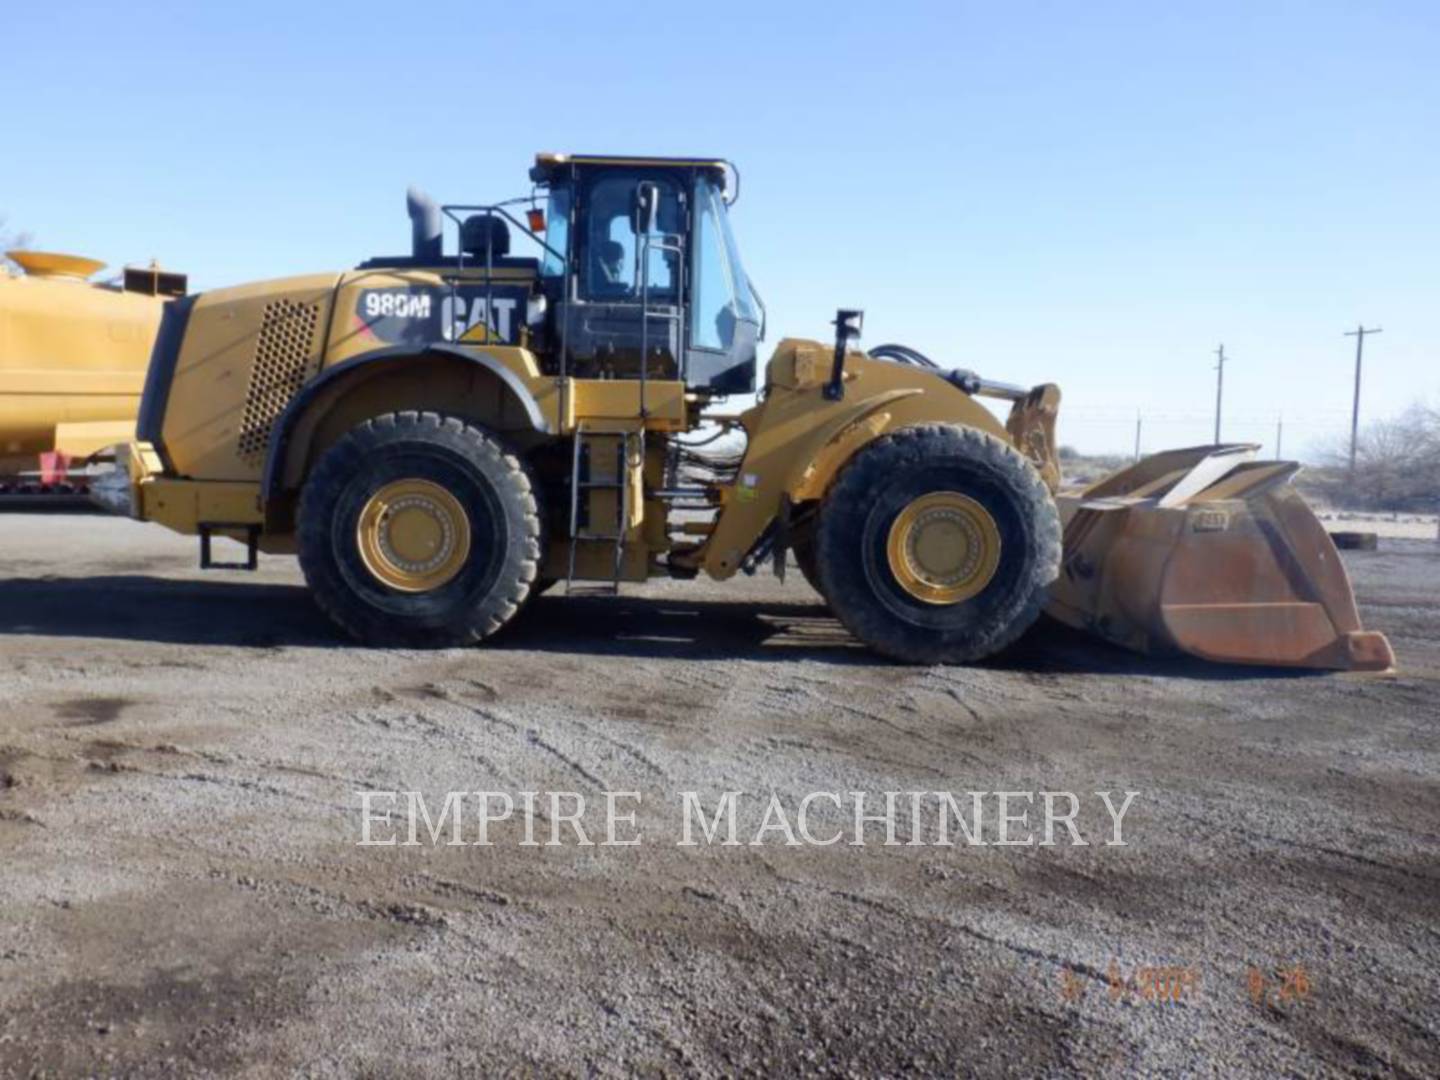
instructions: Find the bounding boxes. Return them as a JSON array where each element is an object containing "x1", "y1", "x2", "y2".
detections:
[
  {"x1": 1, "y1": 214, "x2": 34, "y2": 272},
  {"x1": 1411, "y1": 403, "x2": 1440, "y2": 501},
  {"x1": 1313, "y1": 403, "x2": 1440, "y2": 511}
]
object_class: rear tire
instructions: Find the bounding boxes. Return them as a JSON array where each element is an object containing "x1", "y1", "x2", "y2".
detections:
[
  {"x1": 814, "y1": 423, "x2": 1060, "y2": 664},
  {"x1": 297, "y1": 411, "x2": 541, "y2": 647}
]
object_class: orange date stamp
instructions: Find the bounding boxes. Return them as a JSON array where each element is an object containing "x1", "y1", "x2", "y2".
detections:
[
  {"x1": 1057, "y1": 962, "x2": 1201, "y2": 1005},
  {"x1": 1057, "y1": 961, "x2": 1313, "y2": 1007},
  {"x1": 1247, "y1": 964, "x2": 1312, "y2": 1006}
]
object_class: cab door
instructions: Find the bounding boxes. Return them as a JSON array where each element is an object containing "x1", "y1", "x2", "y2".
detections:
[{"x1": 564, "y1": 168, "x2": 686, "y2": 380}]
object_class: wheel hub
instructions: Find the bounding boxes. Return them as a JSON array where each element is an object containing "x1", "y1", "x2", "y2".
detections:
[
  {"x1": 886, "y1": 491, "x2": 1001, "y2": 604},
  {"x1": 357, "y1": 479, "x2": 471, "y2": 592}
]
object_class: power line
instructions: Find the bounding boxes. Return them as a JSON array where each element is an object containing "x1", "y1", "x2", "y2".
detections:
[
  {"x1": 1213, "y1": 344, "x2": 1229, "y2": 443},
  {"x1": 1344, "y1": 324, "x2": 1382, "y2": 476}
]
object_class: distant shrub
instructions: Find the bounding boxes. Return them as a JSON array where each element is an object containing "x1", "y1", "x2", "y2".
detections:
[{"x1": 1308, "y1": 404, "x2": 1440, "y2": 511}]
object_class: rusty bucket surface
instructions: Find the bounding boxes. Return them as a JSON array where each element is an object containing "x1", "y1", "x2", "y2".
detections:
[{"x1": 1047, "y1": 445, "x2": 1395, "y2": 672}]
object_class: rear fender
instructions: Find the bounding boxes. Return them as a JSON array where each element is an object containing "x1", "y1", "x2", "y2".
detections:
[{"x1": 261, "y1": 344, "x2": 548, "y2": 503}]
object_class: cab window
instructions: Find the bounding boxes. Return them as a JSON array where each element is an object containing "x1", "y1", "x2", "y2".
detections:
[
  {"x1": 539, "y1": 184, "x2": 571, "y2": 279},
  {"x1": 581, "y1": 173, "x2": 680, "y2": 302},
  {"x1": 692, "y1": 178, "x2": 739, "y2": 350}
]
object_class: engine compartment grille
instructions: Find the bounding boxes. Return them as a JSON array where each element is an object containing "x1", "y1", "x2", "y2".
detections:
[{"x1": 237, "y1": 300, "x2": 322, "y2": 462}]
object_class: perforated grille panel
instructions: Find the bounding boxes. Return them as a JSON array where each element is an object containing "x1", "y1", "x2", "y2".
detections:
[{"x1": 237, "y1": 300, "x2": 322, "y2": 461}]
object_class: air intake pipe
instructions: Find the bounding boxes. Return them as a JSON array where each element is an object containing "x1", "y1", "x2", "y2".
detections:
[{"x1": 406, "y1": 186, "x2": 442, "y2": 263}]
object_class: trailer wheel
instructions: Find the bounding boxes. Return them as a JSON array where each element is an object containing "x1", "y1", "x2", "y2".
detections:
[
  {"x1": 297, "y1": 411, "x2": 541, "y2": 647},
  {"x1": 814, "y1": 423, "x2": 1060, "y2": 664}
]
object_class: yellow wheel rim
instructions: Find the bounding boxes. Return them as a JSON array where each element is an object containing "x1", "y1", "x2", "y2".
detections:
[
  {"x1": 885, "y1": 492, "x2": 1001, "y2": 605},
  {"x1": 356, "y1": 479, "x2": 471, "y2": 593}
]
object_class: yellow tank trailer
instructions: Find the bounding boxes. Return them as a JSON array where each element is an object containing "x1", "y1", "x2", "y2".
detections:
[
  {"x1": 105, "y1": 154, "x2": 1391, "y2": 670},
  {"x1": 0, "y1": 250, "x2": 184, "y2": 491}
]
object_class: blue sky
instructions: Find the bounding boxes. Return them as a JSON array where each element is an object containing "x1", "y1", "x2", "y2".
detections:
[{"x1": 5, "y1": 1, "x2": 1435, "y2": 457}]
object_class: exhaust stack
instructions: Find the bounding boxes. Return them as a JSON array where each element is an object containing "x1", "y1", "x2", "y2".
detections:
[{"x1": 407, "y1": 186, "x2": 442, "y2": 263}]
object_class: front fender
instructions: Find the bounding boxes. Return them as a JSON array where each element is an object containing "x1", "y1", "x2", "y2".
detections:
[{"x1": 696, "y1": 340, "x2": 1012, "y2": 579}]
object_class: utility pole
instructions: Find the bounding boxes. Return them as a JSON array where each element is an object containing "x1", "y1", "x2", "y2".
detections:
[
  {"x1": 1344, "y1": 325, "x2": 1382, "y2": 476},
  {"x1": 1134, "y1": 410, "x2": 1142, "y2": 462},
  {"x1": 1275, "y1": 413, "x2": 1283, "y2": 460},
  {"x1": 1213, "y1": 344, "x2": 1228, "y2": 444}
]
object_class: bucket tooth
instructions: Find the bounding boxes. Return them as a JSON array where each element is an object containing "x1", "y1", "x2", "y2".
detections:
[{"x1": 1048, "y1": 445, "x2": 1395, "y2": 672}]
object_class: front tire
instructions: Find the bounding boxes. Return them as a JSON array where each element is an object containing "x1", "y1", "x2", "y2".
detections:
[
  {"x1": 297, "y1": 411, "x2": 541, "y2": 647},
  {"x1": 814, "y1": 423, "x2": 1060, "y2": 664},
  {"x1": 790, "y1": 525, "x2": 825, "y2": 597}
]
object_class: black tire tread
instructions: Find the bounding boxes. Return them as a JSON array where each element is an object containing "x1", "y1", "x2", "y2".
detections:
[
  {"x1": 790, "y1": 527, "x2": 825, "y2": 597},
  {"x1": 297, "y1": 411, "x2": 541, "y2": 647},
  {"x1": 814, "y1": 423, "x2": 1061, "y2": 664}
]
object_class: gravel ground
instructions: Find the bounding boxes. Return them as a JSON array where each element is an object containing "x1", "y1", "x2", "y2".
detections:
[{"x1": 0, "y1": 513, "x2": 1437, "y2": 1077}]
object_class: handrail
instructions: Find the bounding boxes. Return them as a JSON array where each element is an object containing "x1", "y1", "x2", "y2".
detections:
[
  {"x1": 637, "y1": 232, "x2": 685, "y2": 420},
  {"x1": 439, "y1": 203, "x2": 566, "y2": 349}
]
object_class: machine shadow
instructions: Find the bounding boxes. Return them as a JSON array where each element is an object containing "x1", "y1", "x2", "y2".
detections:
[
  {"x1": 0, "y1": 499, "x2": 108, "y2": 514},
  {"x1": 0, "y1": 576, "x2": 342, "y2": 649},
  {"x1": 0, "y1": 574, "x2": 1319, "y2": 681}
]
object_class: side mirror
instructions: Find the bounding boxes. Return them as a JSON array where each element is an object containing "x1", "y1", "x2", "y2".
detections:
[{"x1": 634, "y1": 182, "x2": 661, "y2": 235}]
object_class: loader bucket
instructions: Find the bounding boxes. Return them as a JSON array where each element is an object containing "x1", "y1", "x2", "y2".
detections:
[{"x1": 1047, "y1": 445, "x2": 1394, "y2": 672}]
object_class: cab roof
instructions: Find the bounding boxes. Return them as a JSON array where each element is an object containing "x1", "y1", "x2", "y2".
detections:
[
  {"x1": 531, "y1": 153, "x2": 738, "y2": 202},
  {"x1": 532, "y1": 152, "x2": 731, "y2": 176}
]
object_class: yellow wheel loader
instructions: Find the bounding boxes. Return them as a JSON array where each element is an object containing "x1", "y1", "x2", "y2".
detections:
[{"x1": 103, "y1": 153, "x2": 1392, "y2": 670}]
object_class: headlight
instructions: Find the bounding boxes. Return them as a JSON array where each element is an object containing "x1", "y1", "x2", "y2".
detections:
[{"x1": 526, "y1": 295, "x2": 548, "y2": 327}]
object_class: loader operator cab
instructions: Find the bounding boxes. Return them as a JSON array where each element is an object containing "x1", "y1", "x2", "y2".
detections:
[{"x1": 529, "y1": 154, "x2": 763, "y2": 395}]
